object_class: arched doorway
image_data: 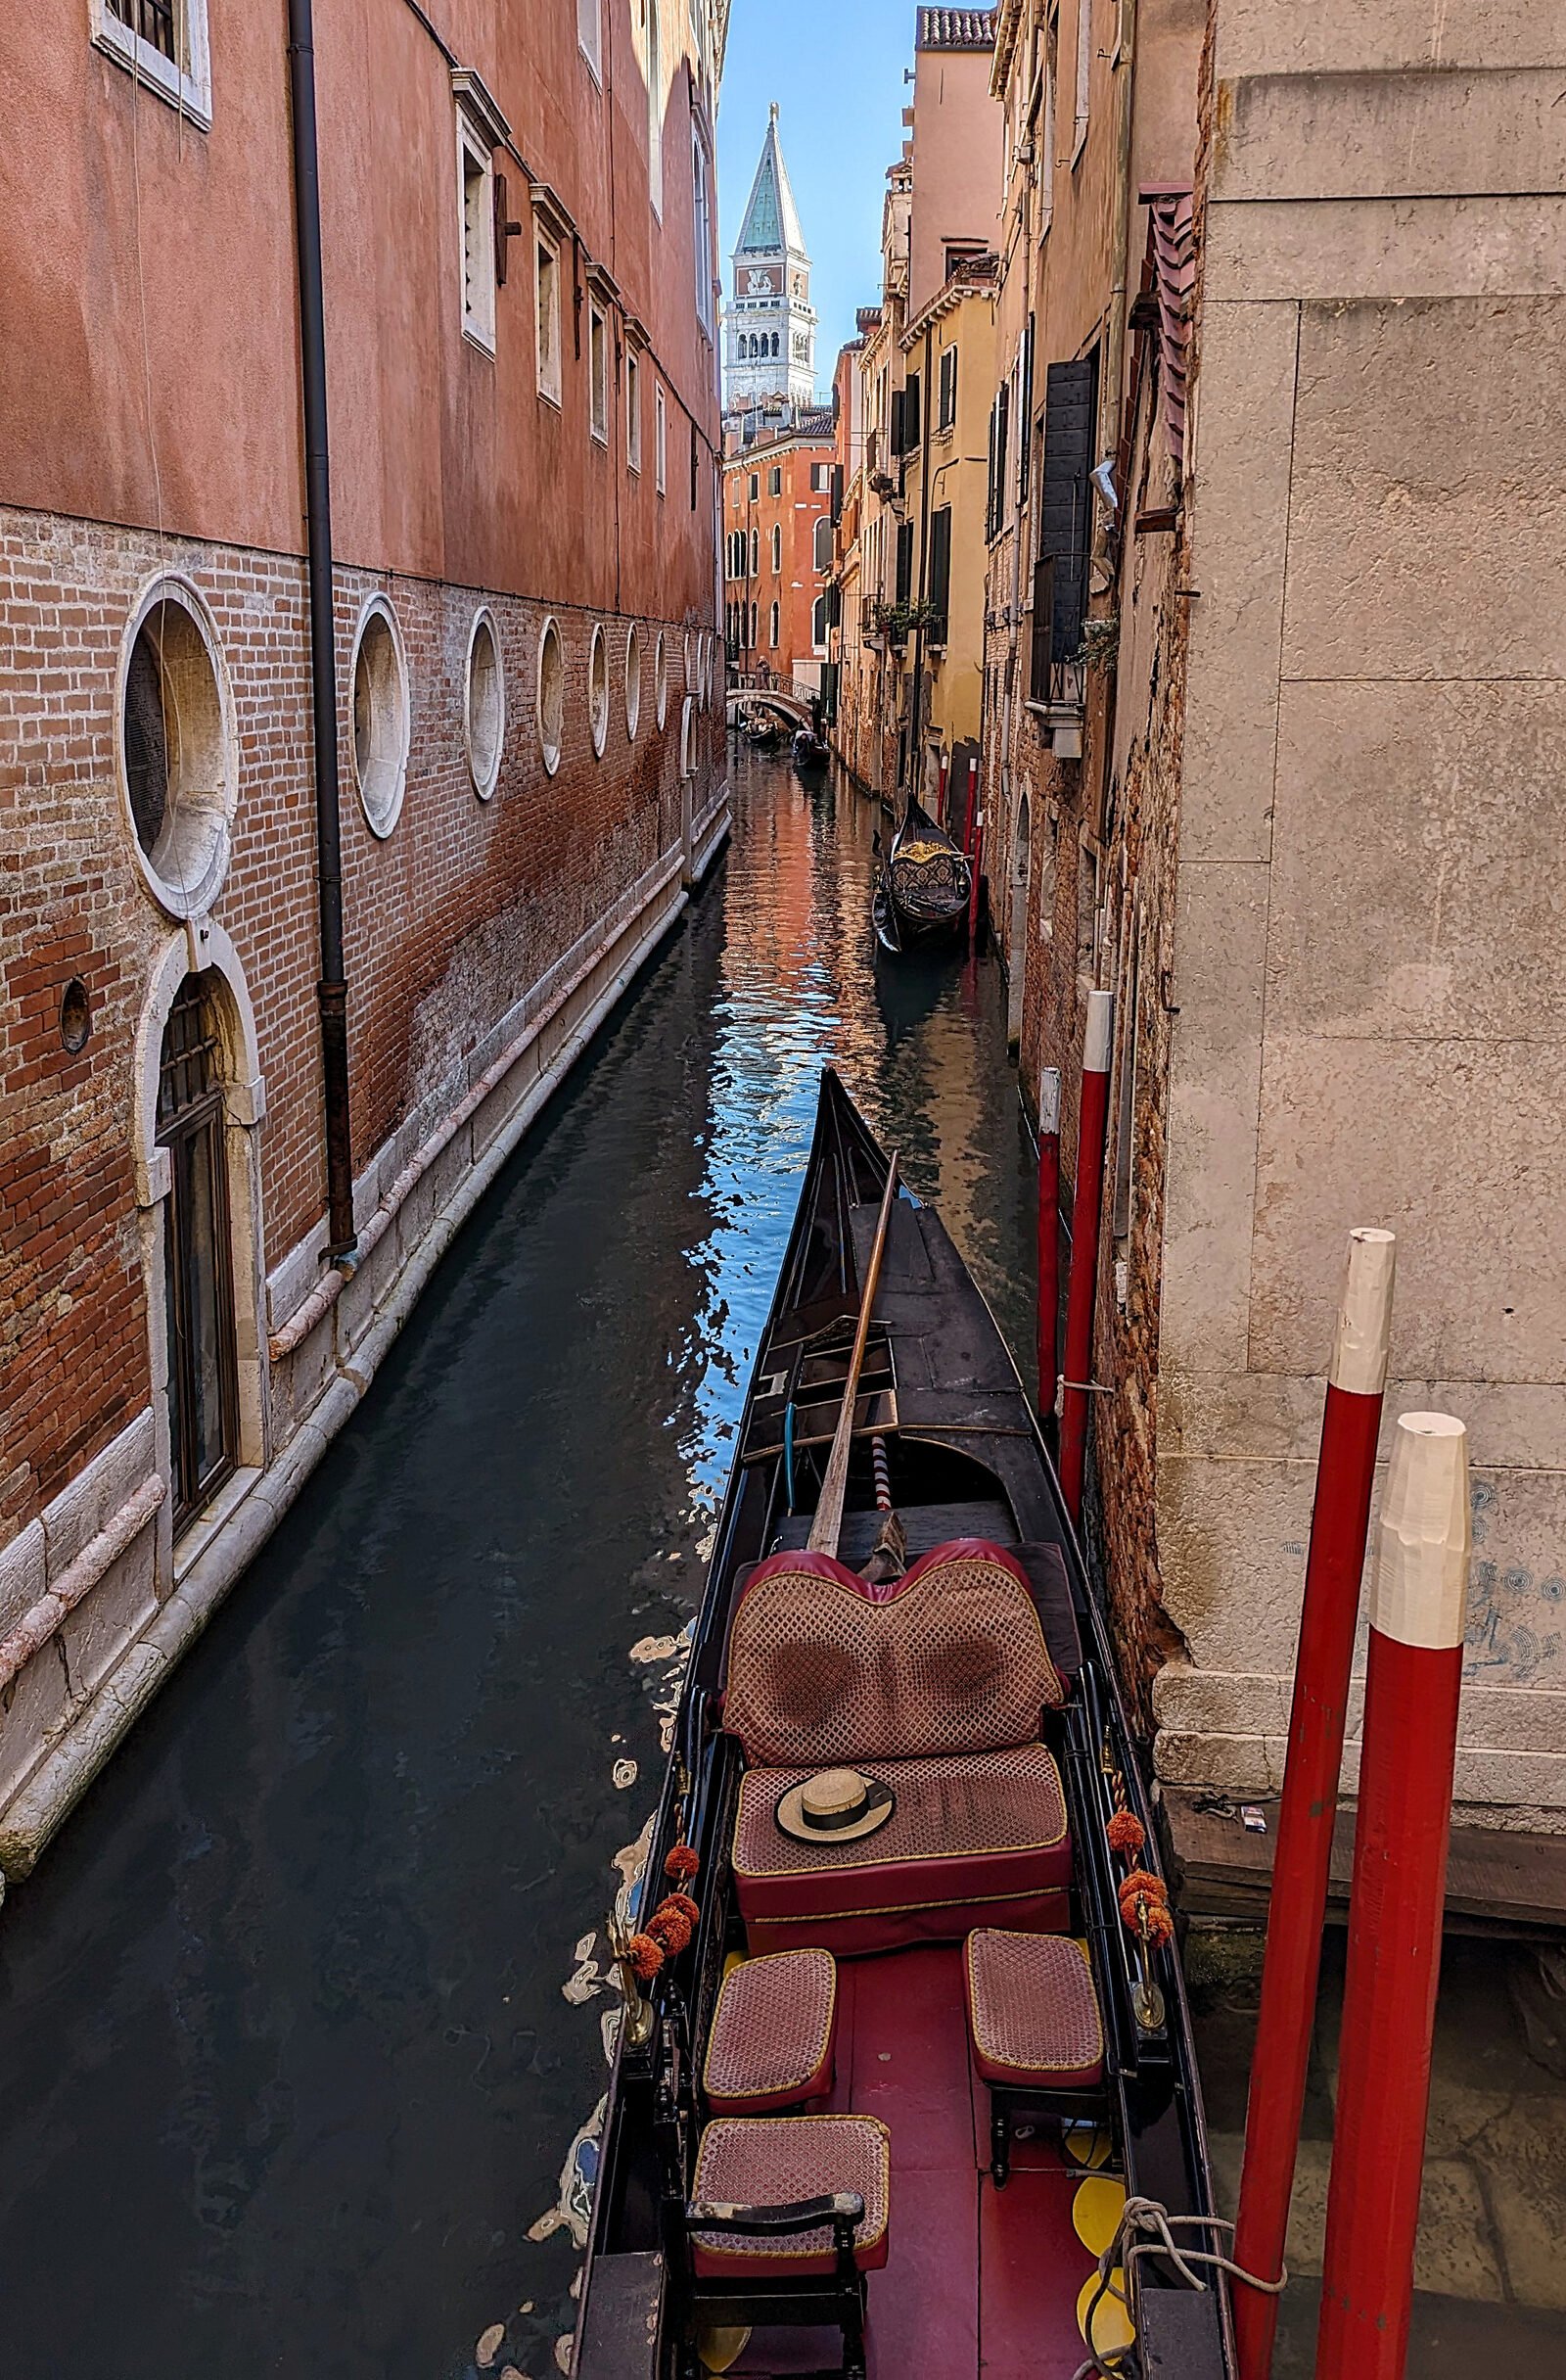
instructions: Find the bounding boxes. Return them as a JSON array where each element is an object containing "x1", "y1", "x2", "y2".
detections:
[
  {"x1": 1007, "y1": 792, "x2": 1032, "y2": 1046},
  {"x1": 156, "y1": 972, "x2": 241, "y2": 1530}
]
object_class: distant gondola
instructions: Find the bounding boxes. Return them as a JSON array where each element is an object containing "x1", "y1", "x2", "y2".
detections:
[
  {"x1": 573, "y1": 1068, "x2": 1235, "y2": 2380},
  {"x1": 872, "y1": 787, "x2": 971, "y2": 954},
  {"x1": 748, "y1": 716, "x2": 785, "y2": 750},
  {"x1": 793, "y1": 725, "x2": 830, "y2": 770}
]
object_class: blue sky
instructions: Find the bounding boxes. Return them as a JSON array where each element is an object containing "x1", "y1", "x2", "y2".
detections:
[{"x1": 716, "y1": 0, "x2": 915, "y2": 398}]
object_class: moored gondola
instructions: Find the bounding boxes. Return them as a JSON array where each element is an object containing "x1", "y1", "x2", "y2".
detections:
[
  {"x1": 872, "y1": 790, "x2": 971, "y2": 954},
  {"x1": 793, "y1": 725, "x2": 830, "y2": 770},
  {"x1": 574, "y1": 1069, "x2": 1237, "y2": 2380}
]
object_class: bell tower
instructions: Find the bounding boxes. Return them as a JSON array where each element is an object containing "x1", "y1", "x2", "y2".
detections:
[{"x1": 725, "y1": 103, "x2": 815, "y2": 409}]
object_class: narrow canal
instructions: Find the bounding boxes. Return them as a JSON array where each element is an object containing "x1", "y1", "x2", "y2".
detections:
[{"x1": 0, "y1": 747, "x2": 1038, "y2": 2380}]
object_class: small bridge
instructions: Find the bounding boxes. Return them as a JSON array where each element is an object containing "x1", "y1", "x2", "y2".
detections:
[{"x1": 726, "y1": 672, "x2": 818, "y2": 730}]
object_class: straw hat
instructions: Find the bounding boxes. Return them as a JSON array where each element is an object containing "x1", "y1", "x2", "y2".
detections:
[{"x1": 774, "y1": 1767, "x2": 896, "y2": 1845}]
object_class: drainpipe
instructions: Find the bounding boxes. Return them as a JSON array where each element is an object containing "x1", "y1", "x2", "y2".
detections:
[{"x1": 287, "y1": 0, "x2": 355, "y2": 1262}]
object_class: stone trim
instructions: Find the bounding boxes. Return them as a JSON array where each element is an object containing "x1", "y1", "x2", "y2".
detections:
[{"x1": 0, "y1": 1476, "x2": 165, "y2": 1694}]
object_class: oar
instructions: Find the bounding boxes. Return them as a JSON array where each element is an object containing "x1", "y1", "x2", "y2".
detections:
[{"x1": 807, "y1": 1153, "x2": 900, "y2": 1558}]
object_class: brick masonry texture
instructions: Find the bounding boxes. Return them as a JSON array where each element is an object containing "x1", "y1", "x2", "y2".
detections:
[{"x1": 0, "y1": 502, "x2": 723, "y2": 1542}]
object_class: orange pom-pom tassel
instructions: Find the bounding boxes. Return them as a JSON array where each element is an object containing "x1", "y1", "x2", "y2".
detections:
[
  {"x1": 1106, "y1": 1809, "x2": 1145, "y2": 1857},
  {"x1": 647, "y1": 1900, "x2": 694, "y2": 1955},
  {"x1": 1142, "y1": 1900, "x2": 1176, "y2": 1950},
  {"x1": 663, "y1": 1890, "x2": 700, "y2": 1927},
  {"x1": 665, "y1": 1843, "x2": 700, "y2": 1884},
  {"x1": 1117, "y1": 1866, "x2": 1167, "y2": 1917},
  {"x1": 626, "y1": 1932, "x2": 665, "y2": 1983}
]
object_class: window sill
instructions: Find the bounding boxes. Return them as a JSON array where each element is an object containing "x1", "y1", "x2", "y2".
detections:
[
  {"x1": 92, "y1": 19, "x2": 211, "y2": 131},
  {"x1": 537, "y1": 382, "x2": 563, "y2": 411},
  {"x1": 590, "y1": 426, "x2": 609, "y2": 449},
  {"x1": 172, "y1": 1465, "x2": 262, "y2": 1584},
  {"x1": 462, "y1": 323, "x2": 496, "y2": 360}
]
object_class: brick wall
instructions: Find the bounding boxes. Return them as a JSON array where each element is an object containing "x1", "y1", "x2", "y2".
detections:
[{"x1": 0, "y1": 503, "x2": 720, "y2": 1539}]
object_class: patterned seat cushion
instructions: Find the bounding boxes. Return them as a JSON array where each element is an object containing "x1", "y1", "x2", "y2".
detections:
[
  {"x1": 704, "y1": 1949, "x2": 838, "y2": 2113},
  {"x1": 732, "y1": 1745, "x2": 1072, "y2": 1956},
  {"x1": 690, "y1": 2114, "x2": 892, "y2": 2278},
  {"x1": 963, "y1": 1929, "x2": 1105, "y2": 2091},
  {"x1": 723, "y1": 1541, "x2": 1066, "y2": 1769}
]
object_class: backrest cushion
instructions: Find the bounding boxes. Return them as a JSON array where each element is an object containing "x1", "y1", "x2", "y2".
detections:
[{"x1": 723, "y1": 1539, "x2": 1065, "y2": 1768}]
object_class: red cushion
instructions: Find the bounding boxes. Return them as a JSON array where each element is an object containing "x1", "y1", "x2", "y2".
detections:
[
  {"x1": 722, "y1": 1541, "x2": 1066, "y2": 1770},
  {"x1": 690, "y1": 2115, "x2": 891, "y2": 2277},
  {"x1": 704, "y1": 1949, "x2": 838, "y2": 2114},
  {"x1": 732, "y1": 1745, "x2": 1072, "y2": 1957},
  {"x1": 963, "y1": 1929, "x2": 1105, "y2": 2091}
]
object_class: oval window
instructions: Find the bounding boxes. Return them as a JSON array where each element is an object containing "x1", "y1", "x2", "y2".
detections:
[
  {"x1": 589, "y1": 624, "x2": 610, "y2": 758},
  {"x1": 466, "y1": 609, "x2": 504, "y2": 799},
  {"x1": 351, "y1": 598, "x2": 410, "y2": 836},
  {"x1": 118, "y1": 578, "x2": 236, "y2": 916},
  {"x1": 538, "y1": 618, "x2": 565, "y2": 774},
  {"x1": 625, "y1": 624, "x2": 642, "y2": 741},
  {"x1": 654, "y1": 630, "x2": 668, "y2": 730}
]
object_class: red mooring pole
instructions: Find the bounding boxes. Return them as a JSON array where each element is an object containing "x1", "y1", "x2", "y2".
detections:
[
  {"x1": 1036, "y1": 1067, "x2": 1061, "y2": 1430},
  {"x1": 937, "y1": 751, "x2": 950, "y2": 831},
  {"x1": 1057, "y1": 989, "x2": 1113, "y2": 1521},
  {"x1": 961, "y1": 756, "x2": 979, "y2": 856},
  {"x1": 1232, "y1": 1228, "x2": 1397, "y2": 2380},
  {"x1": 1316, "y1": 1412, "x2": 1470, "y2": 2380},
  {"x1": 966, "y1": 802, "x2": 985, "y2": 945}
]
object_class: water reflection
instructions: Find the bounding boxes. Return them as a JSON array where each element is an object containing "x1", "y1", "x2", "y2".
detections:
[{"x1": 0, "y1": 745, "x2": 1034, "y2": 2380}]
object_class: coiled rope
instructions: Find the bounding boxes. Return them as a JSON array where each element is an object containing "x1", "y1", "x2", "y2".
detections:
[{"x1": 1073, "y1": 2194, "x2": 1287, "y2": 2379}]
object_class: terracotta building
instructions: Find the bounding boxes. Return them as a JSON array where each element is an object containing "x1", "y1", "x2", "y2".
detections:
[
  {"x1": 979, "y1": 0, "x2": 1566, "y2": 1847},
  {"x1": 825, "y1": 9, "x2": 1002, "y2": 808},
  {"x1": 721, "y1": 414, "x2": 836, "y2": 692},
  {"x1": 0, "y1": 0, "x2": 728, "y2": 1877}
]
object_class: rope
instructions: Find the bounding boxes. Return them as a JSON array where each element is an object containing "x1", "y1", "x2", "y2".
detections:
[
  {"x1": 871, "y1": 1433, "x2": 892, "y2": 1513},
  {"x1": 1072, "y1": 2195, "x2": 1287, "y2": 2379}
]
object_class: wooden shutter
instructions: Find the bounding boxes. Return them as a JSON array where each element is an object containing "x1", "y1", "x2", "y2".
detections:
[
  {"x1": 895, "y1": 519, "x2": 914, "y2": 604},
  {"x1": 1017, "y1": 314, "x2": 1035, "y2": 504},
  {"x1": 929, "y1": 505, "x2": 952, "y2": 642},
  {"x1": 1037, "y1": 353, "x2": 1097, "y2": 673},
  {"x1": 902, "y1": 371, "x2": 921, "y2": 449}
]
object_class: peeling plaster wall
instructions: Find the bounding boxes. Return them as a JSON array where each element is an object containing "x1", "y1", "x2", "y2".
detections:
[{"x1": 1153, "y1": 1, "x2": 1566, "y2": 1819}]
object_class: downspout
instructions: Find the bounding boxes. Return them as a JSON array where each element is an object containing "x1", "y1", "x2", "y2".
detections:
[
  {"x1": 286, "y1": 0, "x2": 355, "y2": 1263},
  {"x1": 907, "y1": 319, "x2": 936, "y2": 793}
]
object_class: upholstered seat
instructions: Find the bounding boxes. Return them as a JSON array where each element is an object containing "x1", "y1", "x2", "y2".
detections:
[
  {"x1": 723, "y1": 1541, "x2": 1072, "y2": 1952},
  {"x1": 733, "y1": 1745, "x2": 1072, "y2": 1955},
  {"x1": 689, "y1": 2115, "x2": 892, "y2": 2278},
  {"x1": 704, "y1": 1948, "x2": 838, "y2": 2113},
  {"x1": 964, "y1": 1929, "x2": 1106, "y2": 2185},
  {"x1": 963, "y1": 1930, "x2": 1104, "y2": 2090}
]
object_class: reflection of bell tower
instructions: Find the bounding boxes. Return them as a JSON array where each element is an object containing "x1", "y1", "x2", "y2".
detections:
[{"x1": 724, "y1": 102, "x2": 815, "y2": 408}]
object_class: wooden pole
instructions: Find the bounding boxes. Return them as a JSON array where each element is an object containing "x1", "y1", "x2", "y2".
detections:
[
  {"x1": 1316, "y1": 1413, "x2": 1470, "y2": 2380},
  {"x1": 961, "y1": 756, "x2": 979, "y2": 856},
  {"x1": 966, "y1": 803, "x2": 985, "y2": 946},
  {"x1": 1036, "y1": 1067, "x2": 1061, "y2": 1431},
  {"x1": 1057, "y1": 991, "x2": 1113, "y2": 1520},
  {"x1": 937, "y1": 751, "x2": 950, "y2": 831},
  {"x1": 807, "y1": 1155, "x2": 900, "y2": 1557},
  {"x1": 1233, "y1": 1228, "x2": 1397, "y2": 2380}
]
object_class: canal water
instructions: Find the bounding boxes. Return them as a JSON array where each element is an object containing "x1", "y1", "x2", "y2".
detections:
[{"x1": 0, "y1": 746, "x2": 1037, "y2": 2380}]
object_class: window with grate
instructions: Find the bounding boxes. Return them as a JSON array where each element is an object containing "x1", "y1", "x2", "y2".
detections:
[
  {"x1": 158, "y1": 972, "x2": 238, "y2": 1530},
  {"x1": 110, "y1": 0, "x2": 176, "y2": 61},
  {"x1": 97, "y1": 0, "x2": 211, "y2": 124}
]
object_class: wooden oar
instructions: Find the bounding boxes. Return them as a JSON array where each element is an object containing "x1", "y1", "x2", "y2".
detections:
[{"x1": 807, "y1": 1152, "x2": 900, "y2": 1557}]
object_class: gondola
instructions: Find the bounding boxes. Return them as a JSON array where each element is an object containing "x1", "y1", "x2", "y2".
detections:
[
  {"x1": 871, "y1": 790, "x2": 971, "y2": 954},
  {"x1": 792, "y1": 726, "x2": 830, "y2": 770},
  {"x1": 748, "y1": 717, "x2": 785, "y2": 751},
  {"x1": 573, "y1": 1070, "x2": 1236, "y2": 2380}
]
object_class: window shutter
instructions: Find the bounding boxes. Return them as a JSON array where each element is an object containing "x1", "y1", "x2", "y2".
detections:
[
  {"x1": 929, "y1": 505, "x2": 952, "y2": 641},
  {"x1": 993, "y1": 381, "x2": 1011, "y2": 534},
  {"x1": 986, "y1": 396, "x2": 998, "y2": 537},
  {"x1": 890, "y1": 389, "x2": 906, "y2": 457},
  {"x1": 1017, "y1": 315, "x2": 1036, "y2": 505},
  {"x1": 830, "y1": 463, "x2": 844, "y2": 523},
  {"x1": 895, "y1": 519, "x2": 914, "y2": 604},
  {"x1": 1037, "y1": 353, "x2": 1097, "y2": 672},
  {"x1": 902, "y1": 372, "x2": 921, "y2": 449}
]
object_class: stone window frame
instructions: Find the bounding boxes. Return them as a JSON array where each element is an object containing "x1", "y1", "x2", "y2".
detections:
[
  {"x1": 655, "y1": 382, "x2": 668, "y2": 494},
  {"x1": 132, "y1": 924, "x2": 269, "y2": 1556},
  {"x1": 464, "y1": 606, "x2": 505, "y2": 799},
  {"x1": 625, "y1": 624, "x2": 643, "y2": 740},
  {"x1": 534, "y1": 220, "x2": 564, "y2": 407},
  {"x1": 770, "y1": 522, "x2": 782, "y2": 573},
  {"x1": 768, "y1": 599, "x2": 780, "y2": 649},
  {"x1": 588, "y1": 623, "x2": 610, "y2": 757},
  {"x1": 654, "y1": 629, "x2": 668, "y2": 729},
  {"x1": 91, "y1": 0, "x2": 212, "y2": 132},
  {"x1": 348, "y1": 592, "x2": 411, "y2": 840},
  {"x1": 626, "y1": 349, "x2": 642, "y2": 473},
  {"x1": 537, "y1": 616, "x2": 565, "y2": 775},
  {"x1": 577, "y1": 0, "x2": 603, "y2": 84},
  {"x1": 115, "y1": 570, "x2": 238, "y2": 922}
]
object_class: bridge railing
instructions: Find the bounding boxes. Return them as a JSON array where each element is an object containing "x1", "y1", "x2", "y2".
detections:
[{"x1": 727, "y1": 668, "x2": 819, "y2": 710}]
